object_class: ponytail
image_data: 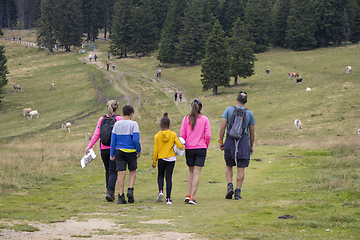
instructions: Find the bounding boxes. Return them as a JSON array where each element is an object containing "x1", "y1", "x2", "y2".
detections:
[
  {"x1": 188, "y1": 99, "x2": 202, "y2": 130},
  {"x1": 106, "y1": 100, "x2": 118, "y2": 116}
]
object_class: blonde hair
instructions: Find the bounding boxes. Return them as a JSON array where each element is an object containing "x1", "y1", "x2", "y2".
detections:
[{"x1": 106, "y1": 100, "x2": 118, "y2": 116}]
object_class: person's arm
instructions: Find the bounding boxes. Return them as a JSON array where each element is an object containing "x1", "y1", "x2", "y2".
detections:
[
  {"x1": 152, "y1": 135, "x2": 158, "y2": 167},
  {"x1": 204, "y1": 117, "x2": 211, "y2": 148},
  {"x1": 249, "y1": 124, "x2": 255, "y2": 154},
  {"x1": 86, "y1": 117, "x2": 102, "y2": 154},
  {"x1": 174, "y1": 134, "x2": 183, "y2": 150},
  {"x1": 219, "y1": 118, "x2": 227, "y2": 151},
  {"x1": 180, "y1": 117, "x2": 187, "y2": 141},
  {"x1": 110, "y1": 132, "x2": 117, "y2": 161}
]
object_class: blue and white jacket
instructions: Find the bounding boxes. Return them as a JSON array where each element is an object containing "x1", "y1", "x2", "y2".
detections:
[{"x1": 110, "y1": 120, "x2": 141, "y2": 157}]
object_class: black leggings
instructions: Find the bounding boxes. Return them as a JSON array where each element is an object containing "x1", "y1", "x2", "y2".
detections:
[
  {"x1": 101, "y1": 149, "x2": 118, "y2": 191},
  {"x1": 157, "y1": 159, "x2": 175, "y2": 199}
]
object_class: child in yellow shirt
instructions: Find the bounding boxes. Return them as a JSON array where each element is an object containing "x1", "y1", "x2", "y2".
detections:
[{"x1": 152, "y1": 112, "x2": 183, "y2": 204}]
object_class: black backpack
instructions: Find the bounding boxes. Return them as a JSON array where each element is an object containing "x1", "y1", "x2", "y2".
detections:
[
  {"x1": 100, "y1": 115, "x2": 118, "y2": 146},
  {"x1": 228, "y1": 106, "x2": 248, "y2": 140}
]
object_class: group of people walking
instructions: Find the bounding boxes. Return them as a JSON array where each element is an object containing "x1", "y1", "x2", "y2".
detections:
[{"x1": 86, "y1": 91, "x2": 255, "y2": 205}]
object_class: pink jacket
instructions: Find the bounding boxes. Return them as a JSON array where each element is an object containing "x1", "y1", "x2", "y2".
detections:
[
  {"x1": 180, "y1": 115, "x2": 211, "y2": 149},
  {"x1": 87, "y1": 114, "x2": 123, "y2": 150}
]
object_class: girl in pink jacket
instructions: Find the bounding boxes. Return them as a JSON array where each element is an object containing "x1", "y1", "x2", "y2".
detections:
[
  {"x1": 86, "y1": 100, "x2": 123, "y2": 202},
  {"x1": 180, "y1": 99, "x2": 211, "y2": 205}
]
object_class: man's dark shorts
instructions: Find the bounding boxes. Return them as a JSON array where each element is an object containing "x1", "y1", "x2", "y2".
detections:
[
  {"x1": 115, "y1": 150, "x2": 137, "y2": 171},
  {"x1": 185, "y1": 148, "x2": 207, "y2": 167},
  {"x1": 224, "y1": 135, "x2": 250, "y2": 168}
]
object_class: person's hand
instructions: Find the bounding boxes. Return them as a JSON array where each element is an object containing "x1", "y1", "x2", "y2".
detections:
[
  {"x1": 137, "y1": 152, "x2": 141, "y2": 158},
  {"x1": 152, "y1": 164, "x2": 156, "y2": 168},
  {"x1": 85, "y1": 148, "x2": 90, "y2": 155},
  {"x1": 110, "y1": 156, "x2": 115, "y2": 161},
  {"x1": 219, "y1": 143, "x2": 225, "y2": 151},
  {"x1": 250, "y1": 147, "x2": 254, "y2": 155}
]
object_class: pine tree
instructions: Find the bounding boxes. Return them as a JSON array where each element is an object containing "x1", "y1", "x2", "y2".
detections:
[
  {"x1": 157, "y1": 0, "x2": 186, "y2": 64},
  {"x1": 110, "y1": 0, "x2": 132, "y2": 57},
  {"x1": 54, "y1": 0, "x2": 84, "y2": 52},
  {"x1": 245, "y1": 0, "x2": 271, "y2": 53},
  {"x1": 37, "y1": 0, "x2": 57, "y2": 52},
  {"x1": 129, "y1": 0, "x2": 158, "y2": 56},
  {"x1": 272, "y1": 0, "x2": 290, "y2": 47},
  {"x1": 83, "y1": 0, "x2": 105, "y2": 41},
  {"x1": 229, "y1": 17, "x2": 256, "y2": 86},
  {"x1": 345, "y1": 0, "x2": 360, "y2": 43},
  {"x1": 219, "y1": 0, "x2": 245, "y2": 37},
  {"x1": 0, "y1": 44, "x2": 9, "y2": 104},
  {"x1": 200, "y1": 20, "x2": 230, "y2": 95},
  {"x1": 177, "y1": 0, "x2": 207, "y2": 65},
  {"x1": 286, "y1": 0, "x2": 317, "y2": 50}
]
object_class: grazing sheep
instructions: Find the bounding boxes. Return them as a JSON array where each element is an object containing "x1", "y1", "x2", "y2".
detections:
[
  {"x1": 346, "y1": 66, "x2": 352, "y2": 74},
  {"x1": 86, "y1": 133, "x2": 92, "y2": 141},
  {"x1": 62, "y1": 121, "x2": 66, "y2": 128},
  {"x1": 294, "y1": 119, "x2": 302, "y2": 130},
  {"x1": 296, "y1": 78, "x2": 303, "y2": 84},
  {"x1": 306, "y1": 87, "x2": 311, "y2": 91},
  {"x1": 14, "y1": 85, "x2": 21, "y2": 92},
  {"x1": 51, "y1": 83, "x2": 55, "y2": 90},
  {"x1": 22, "y1": 108, "x2": 32, "y2": 117},
  {"x1": 288, "y1": 72, "x2": 301, "y2": 79},
  {"x1": 65, "y1": 122, "x2": 72, "y2": 132},
  {"x1": 27, "y1": 110, "x2": 40, "y2": 120},
  {"x1": 358, "y1": 129, "x2": 360, "y2": 135}
]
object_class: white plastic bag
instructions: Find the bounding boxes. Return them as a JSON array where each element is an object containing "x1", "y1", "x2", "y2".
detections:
[
  {"x1": 174, "y1": 137, "x2": 185, "y2": 156},
  {"x1": 80, "y1": 148, "x2": 97, "y2": 168}
]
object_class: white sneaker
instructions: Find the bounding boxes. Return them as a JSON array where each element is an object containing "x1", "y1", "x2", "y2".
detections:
[
  {"x1": 166, "y1": 198, "x2": 172, "y2": 205},
  {"x1": 157, "y1": 191, "x2": 164, "y2": 202}
]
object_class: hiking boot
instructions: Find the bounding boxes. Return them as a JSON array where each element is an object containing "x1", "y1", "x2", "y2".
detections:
[
  {"x1": 188, "y1": 197, "x2": 197, "y2": 205},
  {"x1": 127, "y1": 188, "x2": 134, "y2": 203},
  {"x1": 184, "y1": 194, "x2": 191, "y2": 203},
  {"x1": 105, "y1": 190, "x2": 115, "y2": 202},
  {"x1": 118, "y1": 193, "x2": 127, "y2": 204},
  {"x1": 226, "y1": 183, "x2": 234, "y2": 199},
  {"x1": 166, "y1": 198, "x2": 172, "y2": 205},
  {"x1": 157, "y1": 190, "x2": 164, "y2": 202},
  {"x1": 234, "y1": 189, "x2": 242, "y2": 200}
]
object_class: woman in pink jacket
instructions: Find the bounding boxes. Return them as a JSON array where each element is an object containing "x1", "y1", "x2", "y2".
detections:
[
  {"x1": 180, "y1": 100, "x2": 211, "y2": 205},
  {"x1": 86, "y1": 100, "x2": 123, "y2": 202}
]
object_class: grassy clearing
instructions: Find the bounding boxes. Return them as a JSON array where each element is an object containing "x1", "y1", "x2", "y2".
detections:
[{"x1": 0, "y1": 32, "x2": 359, "y2": 239}]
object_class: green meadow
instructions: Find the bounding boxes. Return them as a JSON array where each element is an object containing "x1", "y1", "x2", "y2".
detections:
[{"x1": 0, "y1": 30, "x2": 359, "y2": 239}]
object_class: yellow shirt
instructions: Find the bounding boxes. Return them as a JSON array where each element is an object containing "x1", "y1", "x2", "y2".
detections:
[{"x1": 152, "y1": 130, "x2": 183, "y2": 166}]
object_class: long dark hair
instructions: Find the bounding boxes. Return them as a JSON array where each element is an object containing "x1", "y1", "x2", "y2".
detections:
[
  {"x1": 188, "y1": 100, "x2": 202, "y2": 130},
  {"x1": 160, "y1": 112, "x2": 170, "y2": 130}
]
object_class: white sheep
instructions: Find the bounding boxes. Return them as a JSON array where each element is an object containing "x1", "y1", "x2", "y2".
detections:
[
  {"x1": 22, "y1": 108, "x2": 32, "y2": 117},
  {"x1": 66, "y1": 122, "x2": 72, "y2": 132},
  {"x1": 51, "y1": 83, "x2": 55, "y2": 90},
  {"x1": 346, "y1": 66, "x2": 352, "y2": 74},
  {"x1": 27, "y1": 110, "x2": 40, "y2": 120},
  {"x1": 306, "y1": 87, "x2": 311, "y2": 91},
  {"x1": 294, "y1": 119, "x2": 302, "y2": 130},
  {"x1": 14, "y1": 85, "x2": 21, "y2": 92}
]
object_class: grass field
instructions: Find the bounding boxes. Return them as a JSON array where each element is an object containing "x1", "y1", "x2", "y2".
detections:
[{"x1": 0, "y1": 30, "x2": 359, "y2": 239}]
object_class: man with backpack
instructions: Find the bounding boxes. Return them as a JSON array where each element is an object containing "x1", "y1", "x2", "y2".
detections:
[{"x1": 219, "y1": 92, "x2": 255, "y2": 200}]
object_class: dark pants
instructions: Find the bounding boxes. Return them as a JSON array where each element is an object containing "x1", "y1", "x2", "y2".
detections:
[
  {"x1": 101, "y1": 149, "x2": 118, "y2": 191},
  {"x1": 157, "y1": 159, "x2": 175, "y2": 199}
]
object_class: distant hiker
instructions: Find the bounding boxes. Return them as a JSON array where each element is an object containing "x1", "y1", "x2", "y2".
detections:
[
  {"x1": 89, "y1": 54, "x2": 92, "y2": 62},
  {"x1": 180, "y1": 100, "x2": 211, "y2": 205},
  {"x1": 54, "y1": 44, "x2": 57, "y2": 50},
  {"x1": 174, "y1": 92, "x2": 178, "y2": 102},
  {"x1": 18, "y1": 36, "x2": 21, "y2": 41},
  {"x1": 110, "y1": 105, "x2": 141, "y2": 204},
  {"x1": 152, "y1": 112, "x2": 183, "y2": 204},
  {"x1": 157, "y1": 69, "x2": 162, "y2": 77},
  {"x1": 112, "y1": 62, "x2": 115, "y2": 69},
  {"x1": 86, "y1": 100, "x2": 123, "y2": 202},
  {"x1": 179, "y1": 91, "x2": 183, "y2": 101},
  {"x1": 107, "y1": 53, "x2": 110, "y2": 59},
  {"x1": 219, "y1": 92, "x2": 255, "y2": 200},
  {"x1": 94, "y1": 54, "x2": 97, "y2": 61},
  {"x1": 107, "y1": 63, "x2": 109, "y2": 71},
  {"x1": 94, "y1": 45, "x2": 97, "y2": 52}
]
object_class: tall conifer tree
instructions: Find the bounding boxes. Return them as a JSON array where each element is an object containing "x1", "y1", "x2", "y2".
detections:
[
  {"x1": 201, "y1": 20, "x2": 229, "y2": 95},
  {"x1": 229, "y1": 18, "x2": 256, "y2": 86},
  {"x1": 272, "y1": 0, "x2": 289, "y2": 47},
  {"x1": 219, "y1": 0, "x2": 245, "y2": 37},
  {"x1": 83, "y1": 0, "x2": 105, "y2": 41},
  {"x1": 0, "y1": 44, "x2": 9, "y2": 103}
]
